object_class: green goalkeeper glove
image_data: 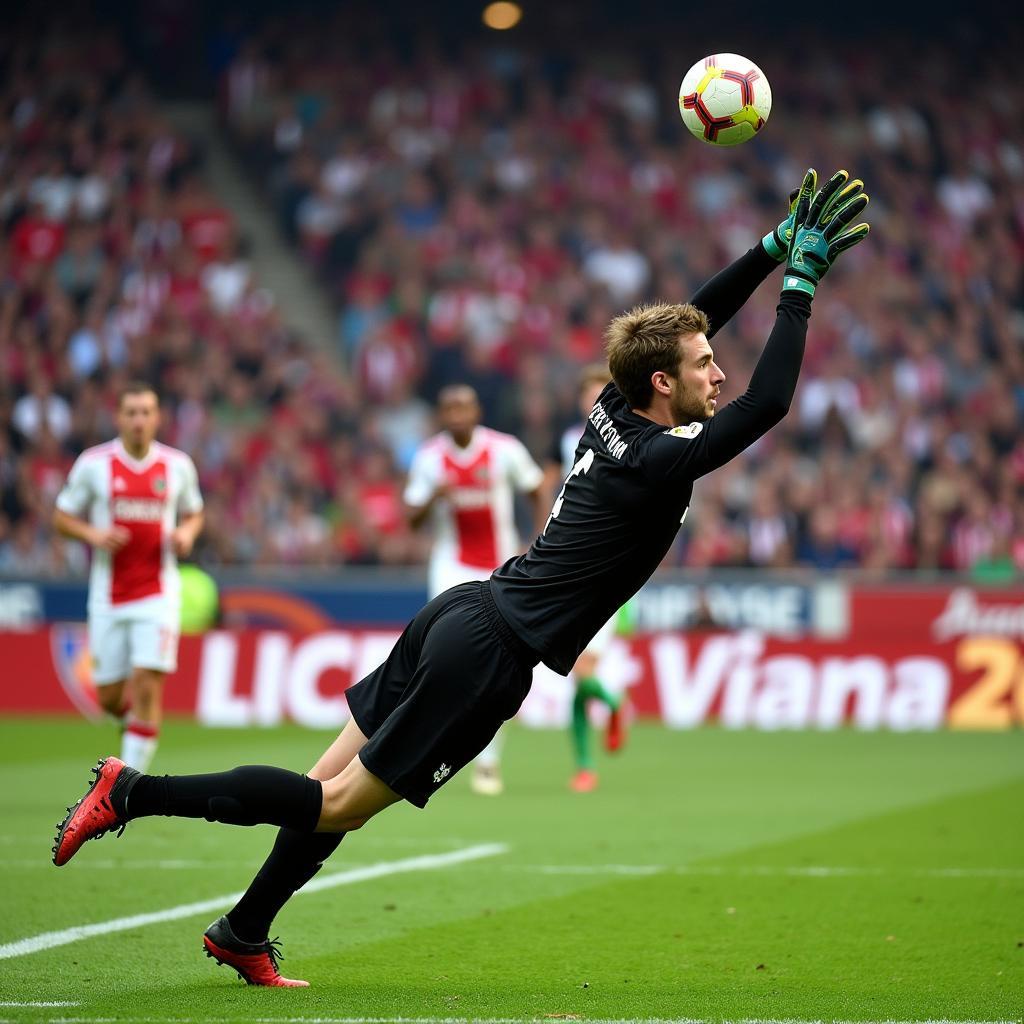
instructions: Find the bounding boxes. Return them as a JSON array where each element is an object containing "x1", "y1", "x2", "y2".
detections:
[
  {"x1": 761, "y1": 186, "x2": 800, "y2": 262},
  {"x1": 782, "y1": 167, "x2": 870, "y2": 299}
]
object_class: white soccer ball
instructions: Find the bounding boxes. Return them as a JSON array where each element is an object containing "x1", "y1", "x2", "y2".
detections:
[{"x1": 678, "y1": 53, "x2": 772, "y2": 146}]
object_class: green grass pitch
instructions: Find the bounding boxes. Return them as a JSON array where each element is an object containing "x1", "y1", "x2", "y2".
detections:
[{"x1": 0, "y1": 717, "x2": 1021, "y2": 1023}]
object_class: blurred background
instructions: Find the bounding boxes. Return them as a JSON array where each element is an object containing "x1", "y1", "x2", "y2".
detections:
[{"x1": 1, "y1": 0, "x2": 1022, "y2": 728}]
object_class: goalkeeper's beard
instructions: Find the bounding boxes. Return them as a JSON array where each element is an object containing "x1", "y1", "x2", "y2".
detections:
[{"x1": 670, "y1": 388, "x2": 715, "y2": 425}]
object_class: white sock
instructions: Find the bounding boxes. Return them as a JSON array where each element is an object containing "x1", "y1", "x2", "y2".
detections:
[
  {"x1": 121, "y1": 718, "x2": 159, "y2": 772},
  {"x1": 475, "y1": 729, "x2": 504, "y2": 771}
]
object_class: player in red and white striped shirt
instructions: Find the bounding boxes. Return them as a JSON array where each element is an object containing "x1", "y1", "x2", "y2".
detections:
[
  {"x1": 53, "y1": 382, "x2": 204, "y2": 771},
  {"x1": 405, "y1": 384, "x2": 546, "y2": 793}
]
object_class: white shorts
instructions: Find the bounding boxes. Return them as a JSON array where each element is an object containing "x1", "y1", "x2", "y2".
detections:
[
  {"x1": 428, "y1": 560, "x2": 495, "y2": 601},
  {"x1": 89, "y1": 598, "x2": 179, "y2": 685}
]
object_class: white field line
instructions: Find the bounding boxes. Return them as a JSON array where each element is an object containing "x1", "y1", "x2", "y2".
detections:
[
  {"x1": 37, "y1": 1016, "x2": 1024, "y2": 1024},
  {"x1": 0, "y1": 1003, "x2": 79, "y2": 1008},
  {"x1": 499, "y1": 864, "x2": 1024, "y2": 880},
  {"x1": 0, "y1": 856, "x2": 458, "y2": 870},
  {"x1": 7, "y1": 861, "x2": 1020, "y2": 878},
  {"x1": 0, "y1": 843, "x2": 506, "y2": 960}
]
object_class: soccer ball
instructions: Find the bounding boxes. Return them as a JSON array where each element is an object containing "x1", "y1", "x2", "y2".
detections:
[{"x1": 678, "y1": 53, "x2": 772, "y2": 146}]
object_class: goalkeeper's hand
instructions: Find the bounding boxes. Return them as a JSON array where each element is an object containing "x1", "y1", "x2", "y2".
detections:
[
  {"x1": 761, "y1": 187, "x2": 800, "y2": 262},
  {"x1": 781, "y1": 168, "x2": 869, "y2": 298}
]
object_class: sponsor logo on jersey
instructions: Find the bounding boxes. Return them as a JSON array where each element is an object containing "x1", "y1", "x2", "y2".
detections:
[
  {"x1": 665, "y1": 422, "x2": 703, "y2": 439},
  {"x1": 449, "y1": 487, "x2": 492, "y2": 509},
  {"x1": 112, "y1": 496, "x2": 165, "y2": 522},
  {"x1": 433, "y1": 763, "x2": 452, "y2": 784},
  {"x1": 113, "y1": 476, "x2": 127, "y2": 491}
]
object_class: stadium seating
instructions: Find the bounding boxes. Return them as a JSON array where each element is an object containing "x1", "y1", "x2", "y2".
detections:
[{"x1": 2, "y1": 17, "x2": 1022, "y2": 574}]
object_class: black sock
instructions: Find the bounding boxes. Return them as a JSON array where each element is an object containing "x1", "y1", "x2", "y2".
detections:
[
  {"x1": 228, "y1": 828, "x2": 346, "y2": 943},
  {"x1": 118, "y1": 766, "x2": 322, "y2": 833}
]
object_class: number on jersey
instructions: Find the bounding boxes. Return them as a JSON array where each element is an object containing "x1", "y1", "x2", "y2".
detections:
[{"x1": 544, "y1": 448, "x2": 594, "y2": 534}]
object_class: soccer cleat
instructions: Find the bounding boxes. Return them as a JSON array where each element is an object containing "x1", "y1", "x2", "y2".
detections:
[
  {"x1": 470, "y1": 764, "x2": 504, "y2": 796},
  {"x1": 203, "y1": 915, "x2": 309, "y2": 987},
  {"x1": 570, "y1": 768, "x2": 599, "y2": 793},
  {"x1": 52, "y1": 757, "x2": 137, "y2": 867},
  {"x1": 604, "y1": 697, "x2": 630, "y2": 753}
]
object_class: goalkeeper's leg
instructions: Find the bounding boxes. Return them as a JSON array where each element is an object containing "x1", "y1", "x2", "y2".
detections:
[
  {"x1": 52, "y1": 722, "x2": 400, "y2": 868},
  {"x1": 226, "y1": 719, "x2": 368, "y2": 943}
]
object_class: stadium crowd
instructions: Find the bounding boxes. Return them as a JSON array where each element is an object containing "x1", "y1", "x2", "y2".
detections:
[
  {"x1": 2, "y1": 15, "x2": 1022, "y2": 577},
  {"x1": 0, "y1": 28, "x2": 422, "y2": 572}
]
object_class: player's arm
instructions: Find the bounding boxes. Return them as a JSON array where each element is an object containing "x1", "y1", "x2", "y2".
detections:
[
  {"x1": 687, "y1": 184, "x2": 801, "y2": 338},
  {"x1": 171, "y1": 511, "x2": 204, "y2": 558},
  {"x1": 405, "y1": 490, "x2": 447, "y2": 530},
  {"x1": 652, "y1": 169, "x2": 869, "y2": 481},
  {"x1": 52, "y1": 455, "x2": 129, "y2": 552},
  {"x1": 172, "y1": 454, "x2": 205, "y2": 557},
  {"x1": 403, "y1": 449, "x2": 446, "y2": 530},
  {"x1": 509, "y1": 439, "x2": 548, "y2": 538},
  {"x1": 52, "y1": 507, "x2": 130, "y2": 552}
]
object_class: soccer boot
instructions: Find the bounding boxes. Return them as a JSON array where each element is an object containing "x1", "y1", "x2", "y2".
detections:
[
  {"x1": 203, "y1": 915, "x2": 309, "y2": 987},
  {"x1": 570, "y1": 768, "x2": 599, "y2": 793},
  {"x1": 52, "y1": 757, "x2": 137, "y2": 866}
]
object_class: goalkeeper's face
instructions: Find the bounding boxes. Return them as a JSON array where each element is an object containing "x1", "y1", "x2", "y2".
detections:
[{"x1": 666, "y1": 331, "x2": 725, "y2": 424}]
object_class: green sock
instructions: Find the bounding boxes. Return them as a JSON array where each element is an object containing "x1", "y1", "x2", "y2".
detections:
[
  {"x1": 577, "y1": 676, "x2": 620, "y2": 710},
  {"x1": 571, "y1": 688, "x2": 593, "y2": 770}
]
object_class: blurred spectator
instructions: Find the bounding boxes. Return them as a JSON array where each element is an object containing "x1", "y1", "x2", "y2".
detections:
[
  {"x1": 2, "y1": 11, "x2": 1022, "y2": 578},
  {"x1": 0, "y1": 28, "x2": 417, "y2": 571},
  {"x1": 215, "y1": 10, "x2": 1023, "y2": 575}
]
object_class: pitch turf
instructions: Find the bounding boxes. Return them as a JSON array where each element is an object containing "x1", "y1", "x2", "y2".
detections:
[{"x1": 0, "y1": 718, "x2": 1021, "y2": 1024}]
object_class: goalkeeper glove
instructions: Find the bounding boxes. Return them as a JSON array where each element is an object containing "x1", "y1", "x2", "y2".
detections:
[
  {"x1": 761, "y1": 186, "x2": 800, "y2": 262},
  {"x1": 782, "y1": 168, "x2": 870, "y2": 299}
]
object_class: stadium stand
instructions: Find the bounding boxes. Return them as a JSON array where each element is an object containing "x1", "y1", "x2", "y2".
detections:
[
  {"x1": 3, "y1": 14, "x2": 1022, "y2": 575},
  {"x1": 0, "y1": 27, "x2": 423, "y2": 570}
]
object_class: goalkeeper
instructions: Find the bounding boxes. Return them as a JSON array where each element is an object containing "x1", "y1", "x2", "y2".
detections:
[{"x1": 52, "y1": 168, "x2": 869, "y2": 989}]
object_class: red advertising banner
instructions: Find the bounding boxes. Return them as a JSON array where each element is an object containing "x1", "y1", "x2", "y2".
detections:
[
  {"x1": 3, "y1": 603, "x2": 1024, "y2": 730},
  {"x1": 850, "y1": 585, "x2": 1024, "y2": 642}
]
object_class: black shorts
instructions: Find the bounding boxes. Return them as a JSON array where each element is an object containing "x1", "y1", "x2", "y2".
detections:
[{"x1": 345, "y1": 580, "x2": 538, "y2": 808}]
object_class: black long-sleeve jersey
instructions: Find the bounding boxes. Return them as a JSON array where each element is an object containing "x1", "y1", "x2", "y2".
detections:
[{"x1": 490, "y1": 244, "x2": 812, "y2": 674}]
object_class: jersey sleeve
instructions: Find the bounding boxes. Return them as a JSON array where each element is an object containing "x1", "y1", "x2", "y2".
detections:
[
  {"x1": 506, "y1": 438, "x2": 544, "y2": 492},
  {"x1": 688, "y1": 244, "x2": 779, "y2": 338},
  {"x1": 54, "y1": 454, "x2": 95, "y2": 517},
  {"x1": 644, "y1": 292, "x2": 812, "y2": 483},
  {"x1": 176, "y1": 454, "x2": 204, "y2": 515},
  {"x1": 403, "y1": 447, "x2": 438, "y2": 507}
]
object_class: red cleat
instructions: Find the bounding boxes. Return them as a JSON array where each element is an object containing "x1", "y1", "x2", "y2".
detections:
[
  {"x1": 605, "y1": 698, "x2": 630, "y2": 753},
  {"x1": 570, "y1": 768, "x2": 599, "y2": 793},
  {"x1": 52, "y1": 757, "x2": 135, "y2": 867},
  {"x1": 203, "y1": 916, "x2": 309, "y2": 987}
]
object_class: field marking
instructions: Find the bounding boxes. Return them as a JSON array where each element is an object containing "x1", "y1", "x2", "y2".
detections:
[
  {"x1": 0, "y1": 843, "x2": 506, "y2": 961},
  {"x1": 0, "y1": 859, "x2": 231, "y2": 870},
  {"x1": 8, "y1": 860, "x2": 1019, "y2": 878},
  {"x1": 500, "y1": 864, "x2": 1024, "y2": 880},
  {"x1": 37, "y1": 1016, "x2": 1024, "y2": 1024},
  {"x1": 0, "y1": 855, "x2": 469, "y2": 870},
  {"x1": 0, "y1": 1003, "x2": 79, "y2": 1008}
]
